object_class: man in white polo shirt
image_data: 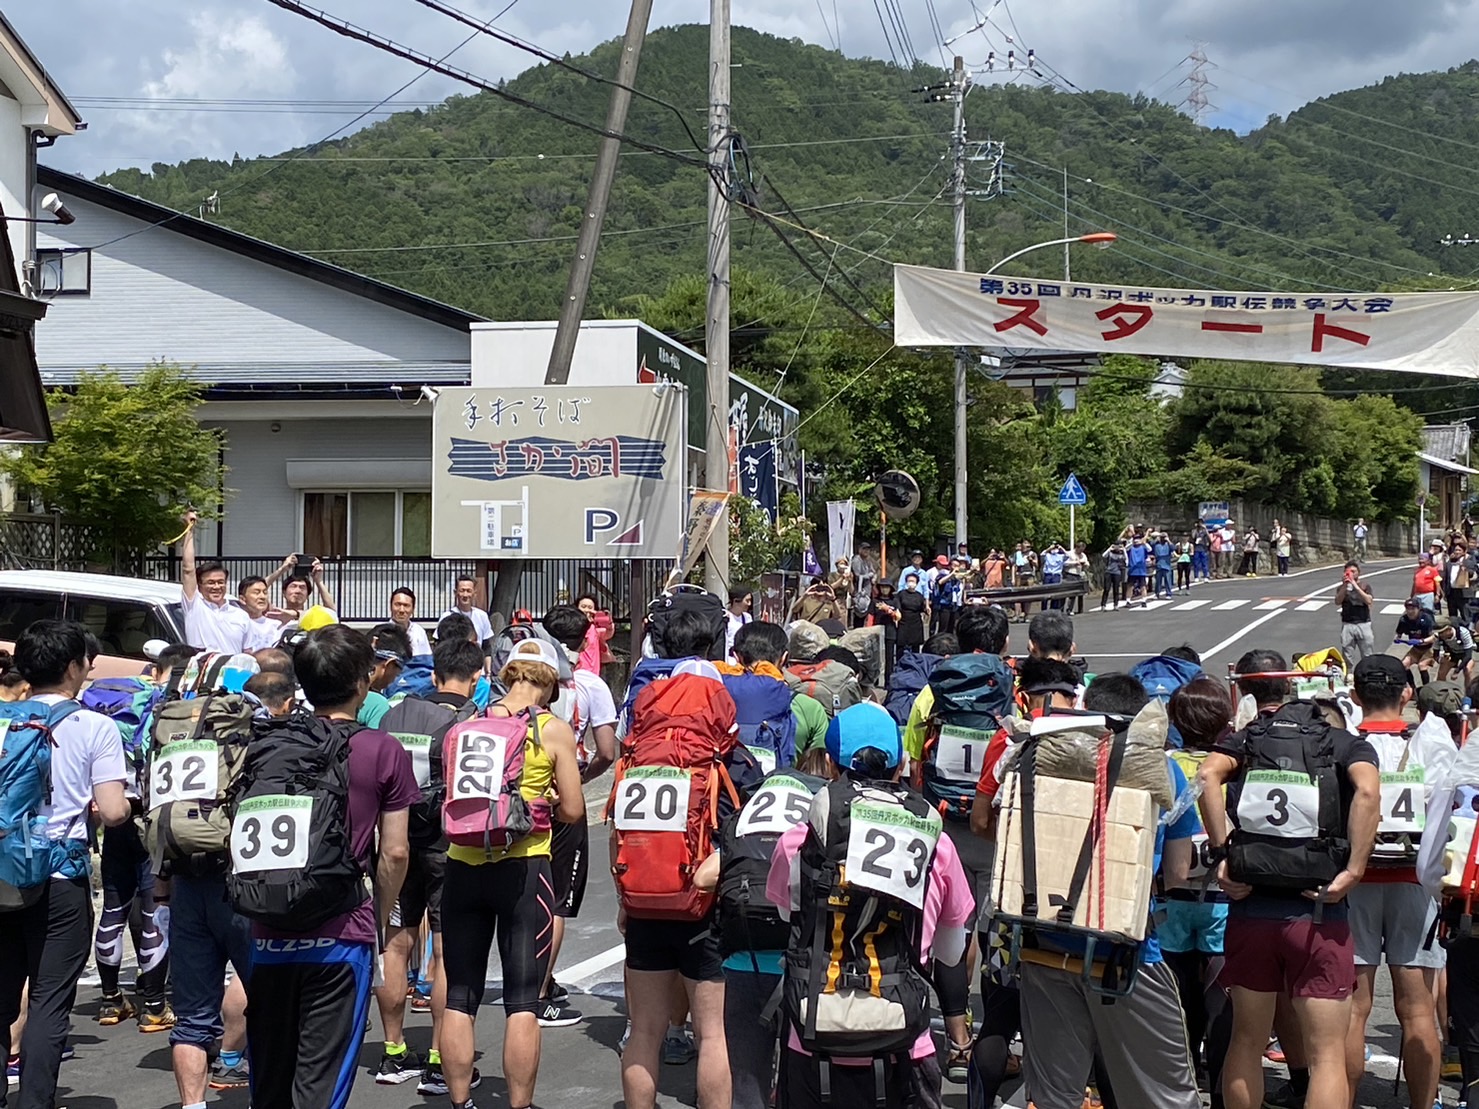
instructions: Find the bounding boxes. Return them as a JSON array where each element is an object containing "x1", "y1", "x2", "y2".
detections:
[
  {"x1": 181, "y1": 511, "x2": 250, "y2": 654},
  {"x1": 440, "y1": 575, "x2": 494, "y2": 648},
  {"x1": 389, "y1": 587, "x2": 432, "y2": 657}
]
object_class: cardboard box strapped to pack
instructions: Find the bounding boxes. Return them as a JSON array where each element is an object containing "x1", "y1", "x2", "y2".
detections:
[{"x1": 991, "y1": 702, "x2": 1171, "y2": 943}]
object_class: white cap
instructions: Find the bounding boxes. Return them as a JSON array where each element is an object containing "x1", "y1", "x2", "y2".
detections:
[
  {"x1": 672, "y1": 658, "x2": 723, "y2": 682},
  {"x1": 503, "y1": 637, "x2": 562, "y2": 676}
]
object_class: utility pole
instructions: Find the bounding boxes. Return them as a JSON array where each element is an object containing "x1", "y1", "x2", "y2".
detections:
[
  {"x1": 1062, "y1": 165, "x2": 1071, "y2": 280},
  {"x1": 544, "y1": 0, "x2": 655, "y2": 385},
  {"x1": 703, "y1": 0, "x2": 732, "y2": 594},
  {"x1": 950, "y1": 56, "x2": 970, "y2": 552}
]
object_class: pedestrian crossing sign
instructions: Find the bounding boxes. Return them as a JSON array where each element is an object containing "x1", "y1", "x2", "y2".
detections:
[{"x1": 1058, "y1": 474, "x2": 1087, "y2": 505}]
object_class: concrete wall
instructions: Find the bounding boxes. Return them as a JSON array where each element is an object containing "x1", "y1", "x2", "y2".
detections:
[{"x1": 1124, "y1": 498, "x2": 1416, "y2": 565}]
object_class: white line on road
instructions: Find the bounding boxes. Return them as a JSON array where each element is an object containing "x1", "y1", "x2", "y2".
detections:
[
  {"x1": 1212, "y1": 599, "x2": 1249, "y2": 611},
  {"x1": 1295, "y1": 600, "x2": 1327, "y2": 612},
  {"x1": 1254, "y1": 600, "x2": 1286, "y2": 611},
  {"x1": 559, "y1": 943, "x2": 627, "y2": 985},
  {"x1": 1172, "y1": 599, "x2": 1210, "y2": 611},
  {"x1": 1380, "y1": 603, "x2": 1406, "y2": 615}
]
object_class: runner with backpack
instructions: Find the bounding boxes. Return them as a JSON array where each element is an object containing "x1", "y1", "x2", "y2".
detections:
[
  {"x1": 234, "y1": 624, "x2": 419, "y2": 1109},
  {"x1": 722, "y1": 621, "x2": 828, "y2": 766},
  {"x1": 764, "y1": 701, "x2": 975, "y2": 1108},
  {"x1": 371, "y1": 636, "x2": 482, "y2": 1091},
  {"x1": 0, "y1": 620, "x2": 132, "y2": 1109},
  {"x1": 439, "y1": 637, "x2": 585, "y2": 1109},
  {"x1": 782, "y1": 622, "x2": 863, "y2": 720},
  {"x1": 1197, "y1": 649, "x2": 1382, "y2": 1109}
]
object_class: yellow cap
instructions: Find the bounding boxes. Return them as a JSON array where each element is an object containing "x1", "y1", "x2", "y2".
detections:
[{"x1": 298, "y1": 605, "x2": 338, "y2": 632}]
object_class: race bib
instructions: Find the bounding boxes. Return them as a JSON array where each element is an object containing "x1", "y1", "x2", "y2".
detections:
[
  {"x1": 149, "y1": 740, "x2": 218, "y2": 809},
  {"x1": 1378, "y1": 767, "x2": 1425, "y2": 835},
  {"x1": 844, "y1": 801, "x2": 941, "y2": 908},
  {"x1": 735, "y1": 774, "x2": 813, "y2": 838},
  {"x1": 1237, "y1": 771, "x2": 1319, "y2": 838},
  {"x1": 1185, "y1": 832, "x2": 1218, "y2": 882},
  {"x1": 934, "y1": 724, "x2": 992, "y2": 781},
  {"x1": 230, "y1": 795, "x2": 312, "y2": 873},
  {"x1": 392, "y1": 732, "x2": 434, "y2": 790},
  {"x1": 613, "y1": 767, "x2": 691, "y2": 832},
  {"x1": 744, "y1": 743, "x2": 778, "y2": 776},
  {"x1": 448, "y1": 727, "x2": 516, "y2": 802}
]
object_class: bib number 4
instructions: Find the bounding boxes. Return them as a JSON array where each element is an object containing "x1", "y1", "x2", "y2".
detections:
[{"x1": 1378, "y1": 768, "x2": 1424, "y2": 835}]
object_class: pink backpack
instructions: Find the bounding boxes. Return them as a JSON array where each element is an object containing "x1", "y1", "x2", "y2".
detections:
[{"x1": 441, "y1": 709, "x2": 552, "y2": 853}]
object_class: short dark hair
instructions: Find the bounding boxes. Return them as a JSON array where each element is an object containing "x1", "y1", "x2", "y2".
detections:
[
  {"x1": 368, "y1": 623, "x2": 412, "y2": 662},
  {"x1": 1161, "y1": 644, "x2": 1201, "y2": 665},
  {"x1": 817, "y1": 645, "x2": 863, "y2": 676},
  {"x1": 1235, "y1": 648, "x2": 1290, "y2": 706},
  {"x1": 436, "y1": 612, "x2": 477, "y2": 645},
  {"x1": 245, "y1": 670, "x2": 296, "y2": 709},
  {"x1": 733, "y1": 621, "x2": 787, "y2": 666},
  {"x1": 295, "y1": 625, "x2": 374, "y2": 709},
  {"x1": 1169, "y1": 677, "x2": 1232, "y2": 749},
  {"x1": 1082, "y1": 673, "x2": 1150, "y2": 716},
  {"x1": 656, "y1": 606, "x2": 724, "y2": 660},
  {"x1": 1345, "y1": 560, "x2": 1359, "y2": 571},
  {"x1": 197, "y1": 561, "x2": 227, "y2": 582},
  {"x1": 434, "y1": 637, "x2": 486, "y2": 683},
  {"x1": 84, "y1": 633, "x2": 103, "y2": 663},
  {"x1": 155, "y1": 644, "x2": 201, "y2": 677},
  {"x1": 728, "y1": 586, "x2": 752, "y2": 604},
  {"x1": 251, "y1": 648, "x2": 295, "y2": 676},
  {"x1": 14, "y1": 620, "x2": 89, "y2": 688},
  {"x1": 454, "y1": 574, "x2": 476, "y2": 587},
  {"x1": 1354, "y1": 668, "x2": 1405, "y2": 713},
  {"x1": 391, "y1": 587, "x2": 417, "y2": 605},
  {"x1": 957, "y1": 607, "x2": 1009, "y2": 655},
  {"x1": 923, "y1": 632, "x2": 959, "y2": 656},
  {"x1": 1017, "y1": 657, "x2": 1080, "y2": 696},
  {"x1": 575, "y1": 592, "x2": 598, "y2": 608},
  {"x1": 237, "y1": 576, "x2": 267, "y2": 595},
  {"x1": 542, "y1": 605, "x2": 591, "y2": 651},
  {"x1": 1028, "y1": 611, "x2": 1074, "y2": 658}
]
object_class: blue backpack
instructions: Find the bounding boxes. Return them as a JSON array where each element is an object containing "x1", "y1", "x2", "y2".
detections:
[
  {"x1": 618, "y1": 657, "x2": 683, "y2": 736},
  {"x1": 884, "y1": 652, "x2": 947, "y2": 727},
  {"x1": 1129, "y1": 654, "x2": 1204, "y2": 747},
  {"x1": 384, "y1": 655, "x2": 436, "y2": 702},
  {"x1": 81, "y1": 676, "x2": 161, "y2": 773},
  {"x1": 920, "y1": 654, "x2": 1016, "y2": 821},
  {"x1": 722, "y1": 673, "x2": 797, "y2": 773},
  {"x1": 0, "y1": 699, "x2": 86, "y2": 897}
]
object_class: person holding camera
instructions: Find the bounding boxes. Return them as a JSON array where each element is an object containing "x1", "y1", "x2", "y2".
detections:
[{"x1": 1335, "y1": 561, "x2": 1376, "y2": 664}]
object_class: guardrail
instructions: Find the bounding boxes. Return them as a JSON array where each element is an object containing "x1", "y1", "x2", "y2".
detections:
[{"x1": 965, "y1": 578, "x2": 1091, "y2": 608}]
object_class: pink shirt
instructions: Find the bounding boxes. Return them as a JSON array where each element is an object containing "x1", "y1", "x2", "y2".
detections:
[{"x1": 766, "y1": 813, "x2": 975, "y2": 1062}]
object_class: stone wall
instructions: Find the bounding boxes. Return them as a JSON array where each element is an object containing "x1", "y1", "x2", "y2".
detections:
[{"x1": 1122, "y1": 499, "x2": 1415, "y2": 566}]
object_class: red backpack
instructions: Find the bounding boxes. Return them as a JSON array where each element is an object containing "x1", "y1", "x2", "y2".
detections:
[{"x1": 607, "y1": 672, "x2": 739, "y2": 921}]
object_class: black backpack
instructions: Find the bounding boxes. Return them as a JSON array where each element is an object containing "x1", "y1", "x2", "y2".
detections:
[
  {"x1": 783, "y1": 778, "x2": 938, "y2": 1057},
  {"x1": 379, "y1": 696, "x2": 480, "y2": 849},
  {"x1": 920, "y1": 653, "x2": 1015, "y2": 821},
  {"x1": 1227, "y1": 702, "x2": 1349, "y2": 890},
  {"x1": 225, "y1": 715, "x2": 367, "y2": 931},
  {"x1": 717, "y1": 769, "x2": 827, "y2": 959},
  {"x1": 647, "y1": 584, "x2": 726, "y2": 660}
]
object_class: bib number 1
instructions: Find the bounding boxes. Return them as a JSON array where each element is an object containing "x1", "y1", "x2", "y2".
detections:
[{"x1": 934, "y1": 725, "x2": 992, "y2": 781}]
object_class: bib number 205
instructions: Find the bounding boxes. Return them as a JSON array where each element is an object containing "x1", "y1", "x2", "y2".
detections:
[
  {"x1": 844, "y1": 802, "x2": 941, "y2": 908},
  {"x1": 231, "y1": 795, "x2": 312, "y2": 873},
  {"x1": 449, "y1": 728, "x2": 514, "y2": 801}
]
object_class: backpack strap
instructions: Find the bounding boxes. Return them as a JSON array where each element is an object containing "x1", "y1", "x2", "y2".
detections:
[
  {"x1": 1019, "y1": 740, "x2": 1040, "y2": 921},
  {"x1": 1058, "y1": 727, "x2": 1129, "y2": 927}
]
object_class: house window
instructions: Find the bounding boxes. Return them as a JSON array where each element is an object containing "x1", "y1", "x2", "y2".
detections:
[
  {"x1": 302, "y1": 491, "x2": 432, "y2": 557},
  {"x1": 35, "y1": 249, "x2": 91, "y2": 296}
]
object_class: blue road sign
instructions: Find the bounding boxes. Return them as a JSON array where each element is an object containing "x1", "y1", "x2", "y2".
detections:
[{"x1": 1058, "y1": 473, "x2": 1087, "y2": 506}]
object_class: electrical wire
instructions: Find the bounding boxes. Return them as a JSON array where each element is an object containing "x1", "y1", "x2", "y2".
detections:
[
  {"x1": 791, "y1": 346, "x2": 899, "y2": 436},
  {"x1": 746, "y1": 244, "x2": 839, "y2": 441}
]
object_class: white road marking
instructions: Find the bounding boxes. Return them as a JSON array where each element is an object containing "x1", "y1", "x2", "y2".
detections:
[
  {"x1": 1172, "y1": 599, "x2": 1210, "y2": 611},
  {"x1": 1381, "y1": 603, "x2": 1406, "y2": 615},
  {"x1": 559, "y1": 943, "x2": 628, "y2": 985},
  {"x1": 1296, "y1": 599, "x2": 1327, "y2": 612},
  {"x1": 1143, "y1": 599, "x2": 1175, "y2": 610},
  {"x1": 1254, "y1": 600, "x2": 1286, "y2": 611},
  {"x1": 1212, "y1": 599, "x2": 1249, "y2": 611}
]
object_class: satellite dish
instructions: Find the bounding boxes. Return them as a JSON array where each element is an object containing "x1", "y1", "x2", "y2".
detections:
[{"x1": 874, "y1": 470, "x2": 921, "y2": 521}]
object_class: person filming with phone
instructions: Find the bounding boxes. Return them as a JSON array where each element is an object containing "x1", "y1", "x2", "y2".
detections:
[{"x1": 1335, "y1": 560, "x2": 1376, "y2": 664}]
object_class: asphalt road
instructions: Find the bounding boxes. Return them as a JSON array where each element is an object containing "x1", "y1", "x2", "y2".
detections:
[{"x1": 49, "y1": 557, "x2": 1442, "y2": 1108}]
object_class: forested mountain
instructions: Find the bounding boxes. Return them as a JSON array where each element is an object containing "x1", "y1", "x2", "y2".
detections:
[{"x1": 94, "y1": 26, "x2": 1479, "y2": 326}]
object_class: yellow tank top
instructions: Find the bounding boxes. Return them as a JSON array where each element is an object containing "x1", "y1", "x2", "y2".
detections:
[{"x1": 447, "y1": 711, "x2": 555, "y2": 865}]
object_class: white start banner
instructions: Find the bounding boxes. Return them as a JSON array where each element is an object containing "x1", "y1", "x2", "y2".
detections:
[{"x1": 893, "y1": 263, "x2": 1479, "y2": 376}]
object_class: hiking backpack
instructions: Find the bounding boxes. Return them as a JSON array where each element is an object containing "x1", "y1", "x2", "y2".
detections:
[
  {"x1": 608, "y1": 672, "x2": 739, "y2": 921},
  {"x1": 722, "y1": 672, "x2": 797, "y2": 774},
  {"x1": 225, "y1": 715, "x2": 367, "y2": 931},
  {"x1": 783, "y1": 778, "x2": 939, "y2": 1057},
  {"x1": 1130, "y1": 654, "x2": 1203, "y2": 748},
  {"x1": 82, "y1": 676, "x2": 164, "y2": 789},
  {"x1": 1226, "y1": 702, "x2": 1348, "y2": 890},
  {"x1": 646, "y1": 584, "x2": 726, "y2": 660},
  {"x1": 617, "y1": 656, "x2": 683, "y2": 736},
  {"x1": 717, "y1": 768, "x2": 826, "y2": 958},
  {"x1": 919, "y1": 653, "x2": 1016, "y2": 821},
  {"x1": 884, "y1": 651, "x2": 946, "y2": 727},
  {"x1": 142, "y1": 693, "x2": 256, "y2": 872},
  {"x1": 783, "y1": 660, "x2": 862, "y2": 718},
  {"x1": 441, "y1": 709, "x2": 553, "y2": 854},
  {"x1": 380, "y1": 696, "x2": 480, "y2": 849},
  {"x1": 0, "y1": 700, "x2": 85, "y2": 901}
]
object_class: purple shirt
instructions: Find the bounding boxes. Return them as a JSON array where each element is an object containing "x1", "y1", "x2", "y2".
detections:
[{"x1": 254, "y1": 724, "x2": 420, "y2": 946}]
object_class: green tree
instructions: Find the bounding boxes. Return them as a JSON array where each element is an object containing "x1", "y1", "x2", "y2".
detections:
[
  {"x1": 4, "y1": 364, "x2": 226, "y2": 564},
  {"x1": 730, "y1": 492, "x2": 812, "y2": 583}
]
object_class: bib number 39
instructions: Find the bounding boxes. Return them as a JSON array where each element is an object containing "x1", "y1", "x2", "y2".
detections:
[
  {"x1": 844, "y1": 802, "x2": 940, "y2": 908},
  {"x1": 230, "y1": 795, "x2": 312, "y2": 873},
  {"x1": 613, "y1": 768, "x2": 691, "y2": 832},
  {"x1": 1238, "y1": 772, "x2": 1319, "y2": 839}
]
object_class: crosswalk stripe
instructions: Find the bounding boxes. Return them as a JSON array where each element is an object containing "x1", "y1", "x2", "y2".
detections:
[
  {"x1": 1144, "y1": 599, "x2": 1175, "y2": 610},
  {"x1": 1380, "y1": 603, "x2": 1406, "y2": 615},
  {"x1": 1295, "y1": 600, "x2": 1327, "y2": 612},
  {"x1": 1172, "y1": 599, "x2": 1210, "y2": 611},
  {"x1": 1254, "y1": 600, "x2": 1285, "y2": 611},
  {"x1": 1212, "y1": 599, "x2": 1249, "y2": 611}
]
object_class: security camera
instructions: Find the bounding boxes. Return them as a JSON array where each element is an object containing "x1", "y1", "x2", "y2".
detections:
[{"x1": 40, "y1": 193, "x2": 75, "y2": 225}]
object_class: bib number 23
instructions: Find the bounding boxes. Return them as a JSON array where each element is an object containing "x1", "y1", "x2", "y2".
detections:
[{"x1": 844, "y1": 802, "x2": 940, "y2": 908}]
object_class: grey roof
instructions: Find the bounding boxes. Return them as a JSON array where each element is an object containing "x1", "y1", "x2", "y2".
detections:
[{"x1": 1423, "y1": 423, "x2": 1472, "y2": 465}]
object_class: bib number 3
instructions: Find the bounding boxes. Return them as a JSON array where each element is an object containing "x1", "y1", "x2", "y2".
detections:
[
  {"x1": 230, "y1": 795, "x2": 312, "y2": 873},
  {"x1": 1238, "y1": 772, "x2": 1319, "y2": 839}
]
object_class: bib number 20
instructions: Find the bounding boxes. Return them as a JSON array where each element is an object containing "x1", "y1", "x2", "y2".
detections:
[{"x1": 613, "y1": 769, "x2": 691, "y2": 832}]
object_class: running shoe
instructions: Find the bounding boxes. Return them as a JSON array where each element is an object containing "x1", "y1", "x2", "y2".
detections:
[
  {"x1": 410, "y1": 993, "x2": 432, "y2": 1013},
  {"x1": 662, "y1": 1027, "x2": 697, "y2": 1065},
  {"x1": 60, "y1": 1044, "x2": 74, "y2": 1062},
  {"x1": 547, "y1": 979, "x2": 570, "y2": 1004},
  {"x1": 6, "y1": 1056, "x2": 17, "y2": 1086},
  {"x1": 137, "y1": 1005, "x2": 177, "y2": 1033},
  {"x1": 1262, "y1": 1080, "x2": 1305, "y2": 1109},
  {"x1": 946, "y1": 1042, "x2": 971, "y2": 1084},
  {"x1": 1444, "y1": 1046, "x2": 1462, "y2": 1079},
  {"x1": 618, "y1": 1021, "x2": 632, "y2": 1053},
  {"x1": 96, "y1": 995, "x2": 136, "y2": 1026},
  {"x1": 209, "y1": 1059, "x2": 251, "y2": 1090},
  {"x1": 536, "y1": 1000, "x2": 582, "y2": 1028},
  {"x1": 1264, "y1": 1038, "x2": 1286, "y2": 1064},
  {"x1": 417, "y1": 1063, "x2": 480, "y2": 1096},
  {"x1": 375, "y1": 1049, "x2": 423, "y2": 1085}
]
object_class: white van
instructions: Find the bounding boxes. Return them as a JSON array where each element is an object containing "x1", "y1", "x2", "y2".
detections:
[{"x1": 0, "y1": 570, "x2": 186, "y2": 678}]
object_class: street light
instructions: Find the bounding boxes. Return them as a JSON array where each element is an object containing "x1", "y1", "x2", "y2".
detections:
[{"x1": 951, "y1": 230, "x2": 1117, "y2": 553}]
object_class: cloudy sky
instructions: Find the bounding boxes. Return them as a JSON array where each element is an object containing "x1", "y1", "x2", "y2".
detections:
[{"x1": 12, "y1": 0, "x2": 1479, "y2": 177}]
